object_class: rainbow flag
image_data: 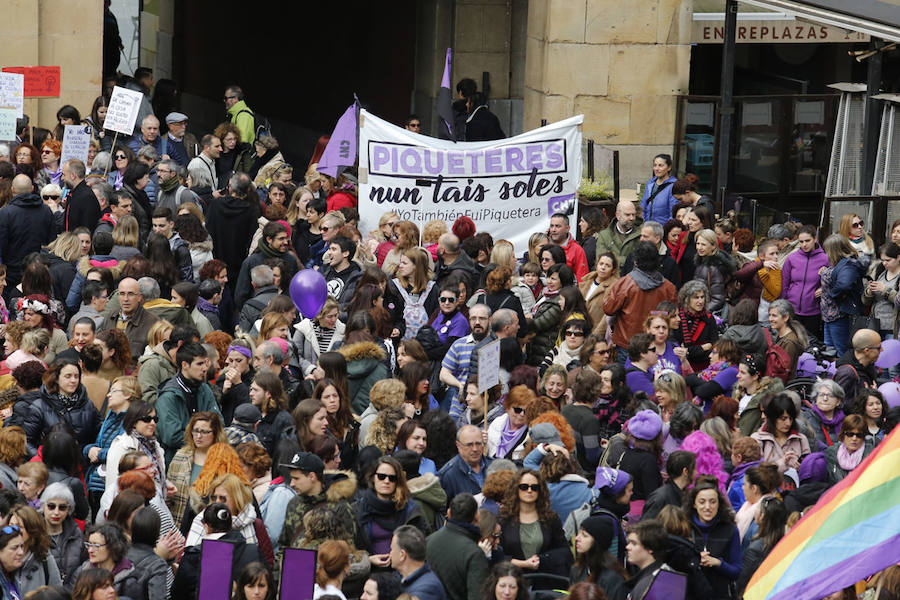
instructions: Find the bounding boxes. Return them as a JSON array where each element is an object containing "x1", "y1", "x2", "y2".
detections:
[{"x1": 744, "y1": 427, "x2": 900, "y2": 600}]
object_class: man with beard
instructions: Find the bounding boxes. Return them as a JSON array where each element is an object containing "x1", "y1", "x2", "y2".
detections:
[
  {"x1": 234, "y1": 221, "x2": 299, "y2": 309},
  {"x1": 548, "y1": 212, "x2": 589, "y2": 282},
  {"x1": 321, "y1": 236, "x2": 362, "y2": 311},
  {"x1": 439, "y1": 303, "x2": 491, "y2": 418}
]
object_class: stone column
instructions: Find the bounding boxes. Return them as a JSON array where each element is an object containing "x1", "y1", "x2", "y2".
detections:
[{"x1": 525, "y1": 0, "x2": 693, "y2": 188}]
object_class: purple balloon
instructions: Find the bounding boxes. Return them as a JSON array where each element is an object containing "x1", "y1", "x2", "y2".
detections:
[
  {"x1": 878, "y1": 381, "x2": 900, "y2": 409},
  {"x1": 875, "y1": 338, "x2": 900, "y2": 368},
  {"x1": 290, "y1": 270, "x2": 328, "y2": 320}
]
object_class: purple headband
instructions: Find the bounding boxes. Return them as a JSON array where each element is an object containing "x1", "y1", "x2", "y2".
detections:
[{"x1": 227, "y1": 345, "x2": 252, "y2": 359}]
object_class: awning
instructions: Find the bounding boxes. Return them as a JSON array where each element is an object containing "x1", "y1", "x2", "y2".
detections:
[{"x1": 739, "y1": 0, "x2": 900, "y2": 42}]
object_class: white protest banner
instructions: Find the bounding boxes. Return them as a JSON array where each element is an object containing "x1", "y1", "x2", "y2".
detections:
[
  {"x1": 358, "y1": 110, "x2": 583, "y2": 255},
  {"x1": 0, "y1": 108, "x2": 16, "y2": 141},
  {"x1": 0, "y1": 72, "x2": 24, "y2": 118},
  {"x1": 477, "y1": 339, "x2": 501, "y2": 394},
  {"x1": 60, "y1": 124, "x2": 92, "y2": 165},
  {"x1": 104, "y1": 85, "x2": 144, "y2": 135}
]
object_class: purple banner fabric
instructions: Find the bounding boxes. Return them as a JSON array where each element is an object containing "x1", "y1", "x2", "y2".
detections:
[
  {"x1": 437, "y1": 47, "x2": 455, "y2": 140},
  {"x1": 317, "y1": 103, "x2": 357, "y2": 178},
  {"x1": 770, "y1": 532, "x2": 900, "y2": 600},
  {"x1": 279, "y1": 547, "x2": 317, "y2": 600},
  {"x1": 198, "y1": 539, "x2": 235, "y2": 600}
]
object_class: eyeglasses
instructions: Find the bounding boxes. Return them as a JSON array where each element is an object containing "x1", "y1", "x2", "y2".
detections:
[
  {"x1": 42, "y1": 195, "x2": 60, "y2": 200},
  {"x1": 511, "y1": 406, "x2": 525, "y2": 414},
  {"x1": 138, "y1": 415, "x2": 159, "y2": 423},
  {"x1": 865, "y1": 345, "x2": 883, "y2": 351},
  {"x1": 84, "y1": 541, "x2": 107, "y2": 550},
  {"x1": 816, "y1": 392, "x2": 836, "y2": 399},
  {"x1": 0, "y1": 525, "x2": 20, "y2": 535},
  {"x1": 375, "y1": 472, "x2": 398, "y2": 482},
  {"x1": 852, "y1": 221, "x2": 863, "y2": 228},
  {"x1": 565, "y1": 330, "x2": 584, "y2": 337},
  {"x1": 320, "y1": 226, "x2": 330, "y2": 233},
  {"x1": 593, "y1": 348, "x2": 612, "y2": 356},
  {"x1": 439, "y1": 296, "x2": 457, "y2": 303},
  {"x1": 46, "y1": 503, "x2": 68, "y2": 511},
  {"x1": 518, "y1": 483, "x2": 540, "y2": 492},
  {"x1": 192, "y1": 429, "x2": 213, "y2": 435},
  {"x1": 223, "y1": 96, "x2": 237, "y2": 101},
  {"x1": 844, "y1": 431, "x2": 865, "y2": 439},
  {"x1": 459, "y1": 440, "x2": 484, "y2": 448}
]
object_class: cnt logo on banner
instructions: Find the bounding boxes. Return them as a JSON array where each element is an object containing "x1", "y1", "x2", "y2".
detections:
[{"x1": 358, "y1": 110, "x2": 583, "y2": 255}]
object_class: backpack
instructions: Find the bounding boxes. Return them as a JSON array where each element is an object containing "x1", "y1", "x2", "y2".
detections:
[
  {"x1": 562, "y1": 492, "x2": 627, "y2": 563},
  {"x1": 394, "y1": 279, "x2": 435, "y2": 339},
  {"x1": 234, "y1": 108, "x2": 272, "y2": 140},
  {"x1": 763, "y1": 327, "x2": 790, "y2": 383}
]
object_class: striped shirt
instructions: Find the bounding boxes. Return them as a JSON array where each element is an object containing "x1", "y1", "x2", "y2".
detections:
[
  {"x1": 313, "y1": 322, "x2": 336, "y2": 355},
  {"x1": 442, "y1": 334, "x2": 477, "y2": 419}
]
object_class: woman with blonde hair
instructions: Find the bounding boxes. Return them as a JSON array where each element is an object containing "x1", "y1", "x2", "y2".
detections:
[
  {"x1": 166, "y1": 411, "x2": 228, "y2": 527},
  {"x1": 838, "y1": 212, "x2": 874, "y2": 257},
  {"x1": 383, "y1": 221, "x2": 429, "y2": 276},
  {"x1": 526, "y1": 232, "x2": 549, "y2": 267},
  {"x1": 44, "y1": 232, "x2": 82, "y2": 302},
  {"x1": 422, "y1": 219, "x2": 448, "y2": 262},
  {"x1": 393, "y1": 249, "x2": 437, "y2": 339},
  {"x1": 185, "y1": 471, "x2": 261, "y2": 547},
  {"x1": 256, "y1": 312, "x2": 291, "y2": 348},
  {"x1": 653, "y1": 370, "x2": 686, "y2": 422},
  {"x1": 145, "y1": 319, "x2": 174, "y2": 351},
  {"x1": 111, "y1": 215, "x2": 140, "y2": 261},
  {"x1": 693, "y1": 228, "x2": 736, "y2": 314}
]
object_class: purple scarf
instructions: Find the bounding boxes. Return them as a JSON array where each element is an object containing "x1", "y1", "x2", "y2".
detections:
[
  {"x1": 197, "y1": 297, "x2": 219, "y2": 315},
  {"x1": 495, "y1": 416, "x2": 525, "y2": 458},
  {"x1": 837, "y1": 443, "x2": 865, "y2": 471}
]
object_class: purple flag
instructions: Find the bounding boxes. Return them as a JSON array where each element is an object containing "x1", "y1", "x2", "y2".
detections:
[
  {"x1": 437, "y1": 47, "x2": 455, "y2": 140},
  {"x1": 317, "y1": 102, "x2": 358, "y2": 178}
]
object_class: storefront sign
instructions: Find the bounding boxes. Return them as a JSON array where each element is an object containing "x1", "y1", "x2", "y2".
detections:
[{"x1": 693, "y1": 20, "x2": 869, "y2": 43}]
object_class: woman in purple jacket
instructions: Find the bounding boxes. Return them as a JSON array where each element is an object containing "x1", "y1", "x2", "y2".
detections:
[{"x1": 780, "y1": 224, "x2": 829, "y2": 339}]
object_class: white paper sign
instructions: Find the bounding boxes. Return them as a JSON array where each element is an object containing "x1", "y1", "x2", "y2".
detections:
[
  {"x1": 477, "y1": 339, "x2": 501, "y2": 393},
  {"x1": 358, "y1": 110, "x2": 583, "y2": 255},
  {"x1": 60, "y1": 124, "x2": 92, "y2": 165},
  {"x1": 104, "y1": 85, "x2": 144, "y2": 135},
  {"x1": 0, "y1": 72, "x2": 24, "y2": 118},
  {"x1": 0, "y1": 108, "x2": 16, "y2": 141}
]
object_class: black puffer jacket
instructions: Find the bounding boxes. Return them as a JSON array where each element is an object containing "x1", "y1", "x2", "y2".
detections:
[
  {"x1": 527, "y1": 295, "x2": 562, "y2": 366},
  {"x1": 21, "y1": 384, "x2": 102, "y2": 455},
  {"x1": 0, "y1": 193, "x2": 55, "y2": 285},
  {"x1": 49, "y1": 517, "x2": 83, "y2": 585},
  {"x1": 693, "y1": 251, "x2": 736, "y2": 313}
]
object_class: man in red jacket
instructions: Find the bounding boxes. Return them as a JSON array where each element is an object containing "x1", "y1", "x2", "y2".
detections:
[{"x1": 548, "y1": 212, "x2": 589, "y2": 281}]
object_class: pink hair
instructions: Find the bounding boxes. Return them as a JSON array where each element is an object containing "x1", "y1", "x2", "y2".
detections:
[{"x1": 681, "y1": 430, "x2": 728, "y2": 493}]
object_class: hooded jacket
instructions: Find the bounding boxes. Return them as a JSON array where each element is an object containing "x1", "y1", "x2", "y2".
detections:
[
  {"x1": 527, "y1": 294, "x2": 562, "y2": 366},
  {"x1": 834, "y1": 350, "x2": 877, "y2": 410},
  {"x1": 15, "y1": 552, "x2": 62, "y2": 597},
  {"x1": 278, "y1": 471, "x2": 358, "y2": 550},
  {"x1": 556, "y1": 234, "x2": 589, "y2": 281},
  {"x1": 339, "y1": 341, "x2": 389, "y2": 414},
  {"x1": 233, "y1": 244, "x2": 300, "y2": 310},
  {"x1": 641, "y1": 175, "x2": 678, "y2": 224},
  {"x1": 0, "y1": 193, "x2": 55, "y2": 283},
  {"x1": 523, "y1": 446, "x2": 593, "y2": 523},
  {"x1": 434, "y1": 251, "x2": 479, "y2": 292},
  {"x1": 137, "y1": 342, "x2": 177, "y2": 405},
  {"x1": 694, "y1": 251, "x2": 736, "y2": 313},
  {"x1": 143, "y1": 298, "x2": 193, "y2": 328},
  {"x1": 603, "y1": 268, "x2": 677, "y2": 349},
  {"x1": 823, "y1": 255, "x2": 869, "y2": 317},
  {"x1": 322, "y1": 260, "x2": 363, "y2": 310},
  {"x1": 408, "y1": 472, "x2": 448, "y2": 534},
  {"x1": 751, "y1": 427, "x2": 811, "y2": 473},
  {"x1": 721, "y1": 324, "x2": 767, "y2": 357},
  {"x1": 781, "y1": 244, "x2": 829, "y2": 316},
  {"x1": 155, "y1": 375, "x2": 221, "y2": 462},
  {"x1": 293, "y1": 318, "x2": 345, "y2": 375},
  {"x1": 206, "y1": 194, "x2": 261, "y2": 282}
]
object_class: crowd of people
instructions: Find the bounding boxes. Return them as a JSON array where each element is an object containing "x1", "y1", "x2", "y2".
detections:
[{"x1": 0, "y1": 71, "x2": 897, "y2": 600}]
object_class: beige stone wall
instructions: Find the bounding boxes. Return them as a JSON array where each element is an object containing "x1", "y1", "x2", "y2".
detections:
[
  {"x1": 2, "y1": 0, "x2": 103, "y2": 130},
  {"x1": 525, "y1": 0, "x2": 693, "y2": 189}
]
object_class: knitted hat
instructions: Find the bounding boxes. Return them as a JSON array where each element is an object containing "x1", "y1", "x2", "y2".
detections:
[
  {"x1": 530, "y1": 422, "x2": 562, "y2": 446},
  {"x1": 579, "y1": 516, "x2": 615, "y2": 549},
  {"x1": 628, "y1": 410, "x2": 663, "y2": 440},
  {"x1": 798, "y1": 451, "x2": 827, "y2": 483},
  {"x1": 593, "y1": 466, "x2": 631, "y2": 496}
]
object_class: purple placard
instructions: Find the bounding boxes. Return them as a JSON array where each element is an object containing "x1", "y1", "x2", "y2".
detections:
[
  {"x1": 279, "y1": 547, "x2": 317, "y2": 600},
  {"x1": 198, "y1": 539, "x2": 235, "y2": 600},
  {"x1": 644, "y1": 568, "x2": 687, "y2": 600}
]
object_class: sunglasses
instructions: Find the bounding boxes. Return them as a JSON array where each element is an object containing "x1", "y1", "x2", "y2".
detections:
[
  {"x1": 844, "y1": 431, "x2": 865, "y2": 439},
  {"x1": 518, "y1": 483, "x2": 540, "y2": 492},
  {"x1": 40, "y1": 149, "x2": 54, "y2": 154},
  {"x1": 115, "y1": 154, "x2": 127, "y2": 160},
  {"x1": 42, "y1": 195, "x2": 60, "y2": 200},
  {"x1": 375, "y1": 472, "x2": 398, "y2": 482},
  {"x1": 0, "y1": 525, "x2": 20, "y2": 535},
  {"x1": 46, "y1": 503, "x2": 68, "y2": 511},
  {"x1": 852, "y1": 220, "x2": 863, "y2": 227},
  {"x1": 138, "y1": 415, "x2": 159, "y2": 423},
  {"x1": 511, "y1": 406, "x2": 526, "y2": 414},
  {"x1": 594, "y1": 348, "x2": 612, "y2": 355},
  {"x1": 565, "y1": 330, "x2": 584, "y2": 337},
  {"x1": 439, "y1": 296, "x2": 457, "y2": 303},
  {"x1": 320, "y1": 226, "x2": 330, "y2": 233}
]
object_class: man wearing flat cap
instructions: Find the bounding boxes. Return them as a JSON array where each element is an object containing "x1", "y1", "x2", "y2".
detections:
[{"x1": 164, "y1": 111, "x2": 197, "y2": 166}]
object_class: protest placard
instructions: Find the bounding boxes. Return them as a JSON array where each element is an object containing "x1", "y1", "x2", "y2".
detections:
[
  {"x1": 358, "y1": 110, "x2": 583, "y2": 255},
  {"x1": 280, "y1": 548, "x2": 316, "y2": 600},
  {"x1": 1, "y1": 66, "x2": 61, "y2": 97},
  {"x1": 0, "y1": 108, "x2": 16, "y2": 141},
  {"x1": 60, "y1": 124, "x2": 92, "y2": 165},
  {"x1": 0, "y1": 72, "x2": 25, "y2": 118},
  {"x1": 477, "y1": 339, "x2": 501, "y2": 394},
  {"x1": 197, "y1": 539, "x2": 234, "y2": 599},
  {"x1": 104, "y1": 85, "x2": 144, "y2": 135}
]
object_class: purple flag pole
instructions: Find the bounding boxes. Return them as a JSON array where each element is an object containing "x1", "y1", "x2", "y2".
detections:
[
  {"x1": 437, "y1": 47, "x2": 455, "y2": 140},
  {"x1": 317, "y1": 102, "x2": 358, "y2": 178}
]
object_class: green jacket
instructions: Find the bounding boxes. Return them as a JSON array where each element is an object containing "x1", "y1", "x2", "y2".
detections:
[
  {"x1": 155, "y1": 376, "x2": 221, "y2": 464},
  {"x1": 736, "y1": 377, "x2": 784, "y2": 437},
  {"x1": 278, "y1": 471, "x2": 358, "y2": 550},
  {"x1": 594, "y1": 217, "x2": 643, "y2": 267},
  {"x1": 339, "y1": 341, "x2": 389, "y2": 414},
  {"x1": 408, "y1": 473, "x2": 448, "y2": 534},
  {"x1": 137, "y1": 343, "x2": 177, "y2": 406},
  {"x1": 227, "y1": 100, "x2": 256, "y2": 144},
  {"x1": 426, "y1": 521, "x2": 489, "y2": 600}
]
